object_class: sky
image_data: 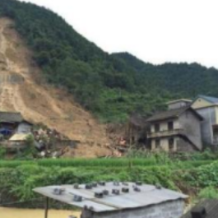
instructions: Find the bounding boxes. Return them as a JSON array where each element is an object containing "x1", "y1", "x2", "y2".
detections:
[{"x1": 18, "y1": 0, "x2": 218, "y2": 68}]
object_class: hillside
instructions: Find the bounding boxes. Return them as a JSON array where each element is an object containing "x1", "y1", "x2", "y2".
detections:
[
  {"x1": 0, "y1": 17, "x2": 113, "y2": 158},
  {"x1": 1, "y1": 0, "x2": 218, "y2": 123},
  {"x1": 112, "y1": 52, "x2": 218, "y2": 97}
]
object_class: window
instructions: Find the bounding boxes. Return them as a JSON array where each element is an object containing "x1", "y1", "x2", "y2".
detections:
[
  {"x1": 155, "y1": 139, "x2": 160, "y2": 148},
  {"x1": 154, "y1": 124, "x2": 160, "y2": 132},
  {"x1": 168, "y1": 138, "x2": 174, "y2": 150},
  {"x1": 168, "y1": 121, "x2": 174, "y2": 131}
]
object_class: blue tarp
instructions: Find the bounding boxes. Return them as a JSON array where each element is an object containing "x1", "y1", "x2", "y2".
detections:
[{"x1": 0, "y1": 128, "x2": 12, "y2": 135}]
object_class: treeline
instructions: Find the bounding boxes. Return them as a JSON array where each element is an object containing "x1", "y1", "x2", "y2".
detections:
[
  {"x1": 113, "y1": 52, "x2": 218, "y2": 97},
  {"x1": 1, "y1": 0, "x2": 218, "y2": 122}
]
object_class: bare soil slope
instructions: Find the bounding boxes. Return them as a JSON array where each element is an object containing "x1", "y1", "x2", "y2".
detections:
[{"x1": 0, "y1": 18, "x2": 112, "y2": 157}]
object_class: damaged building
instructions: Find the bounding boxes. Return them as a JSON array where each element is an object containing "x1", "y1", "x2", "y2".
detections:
[
  {"x1": 126, "y1": 113, "x2": 149, "y2": 146},
  {"x1": 0, "y1": 111, "x2": 33, "y2": 152},
  {"x1": 0, "y1": 111, "x2": 32, "y2": 137}
]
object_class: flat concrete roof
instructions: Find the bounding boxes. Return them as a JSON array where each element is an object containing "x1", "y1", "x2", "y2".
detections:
[{"x1": 33, "y1": 182, "x2": 187, "y2": 213}]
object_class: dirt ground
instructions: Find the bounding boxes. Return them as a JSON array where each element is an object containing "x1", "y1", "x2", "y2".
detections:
[
  {"x1": 0, "y1": 207, "x2": 81, "y2": 218},
  {"x1": 0, "y1": 18, "x2": 113, "y2": 157}
]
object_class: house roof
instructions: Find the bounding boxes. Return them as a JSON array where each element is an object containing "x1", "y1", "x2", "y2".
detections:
[
  {"x1": 146, "y1": 106, "x2": 203, "y2": 123},
  {"x1": 9, "y1": 133, "x2": 31, "y2": 141},
  {"x1": 197, "y1": 95, "x2": 218, "y2": 104},
  {"x1": 0, "y1": 111, "x2": 32, "y2": 125},
  {"x1": 181, "y1": 199, "x2": 218, "y2": 218},
  {"x1": 167, "y1": 99, "x2": 192, "y2": 105},
  {"x1": 129, "y1": 114, "x2": 148, "y2": 128},
  {"x1": 0, "y1": 112, "x2": 23, "y2": 123},
  {"x1": 33, "y1": 182, "x2": 187, "y2": 213}
]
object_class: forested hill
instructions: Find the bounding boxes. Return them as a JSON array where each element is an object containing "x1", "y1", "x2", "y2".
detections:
[
  {"x1": 112, "y1": 52, "x2": 218, "y2": 97},
  {"x1": 1, "y1": 0, "x2": 218, "y2": 122}
]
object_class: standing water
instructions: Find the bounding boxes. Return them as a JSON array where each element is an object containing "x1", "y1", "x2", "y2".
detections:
[{"x1": 0, "y1": 207, "x2": 81, "y2": 218}]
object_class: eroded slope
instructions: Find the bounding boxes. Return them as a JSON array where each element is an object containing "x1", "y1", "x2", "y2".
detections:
[{"x1": 0, "y1": 18, "x2": 112, "y2": 157}]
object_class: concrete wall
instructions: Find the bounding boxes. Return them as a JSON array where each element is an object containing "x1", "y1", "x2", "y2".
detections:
[
  {"x1": 194, "y1": 107, "x2": 217, "y2": 145},
  {"x1": 176, "y1": 137, "x2": 195, "y2": 152},
  {"x1": 89, "y1": 199, "x2": 185, "y2": 218},
  {"x1": 179, "y1": 110, "x2": 202, "y2": 150}
]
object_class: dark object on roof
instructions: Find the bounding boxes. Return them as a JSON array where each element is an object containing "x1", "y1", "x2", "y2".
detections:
[
  {"x1": 191, "y1": 206, "x2": 206, "y2": 218},
  {"x1": 146, "y1": 106, "x2": 203, "y2": 123},
  {"x1": 181, "y1": 199, "x2": 218, "y2": 218},
  {"x1": 197, "y1": 95, "x2": 218, "y2": 104},
  {"x1": 33, "y1": 182, "x2": 187, "y2": 214}
]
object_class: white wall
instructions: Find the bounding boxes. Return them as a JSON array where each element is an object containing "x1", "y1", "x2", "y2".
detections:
[{"x1": 16, "y1": 122, "x2": 32, "y2": 133}]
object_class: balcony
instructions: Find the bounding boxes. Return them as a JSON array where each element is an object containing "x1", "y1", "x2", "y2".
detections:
[{"x1": 147, "y1": 128, "x2": 185, "y2": 139}]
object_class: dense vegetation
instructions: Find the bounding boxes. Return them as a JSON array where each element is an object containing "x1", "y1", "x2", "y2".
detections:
[
  {"x1": 1, "y1": 0, "x2": 218, "y2": 122},
  {"x1": 1, "y1": 151, "x2": 218, "y2": 207}
]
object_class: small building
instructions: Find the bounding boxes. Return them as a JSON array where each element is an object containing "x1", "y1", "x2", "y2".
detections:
[
  {"x1": 0, "y1": 111, "x2": 32, "y2": 137},
  {"x1": 146, "y1": 102, "x2": 203, "y2": 152},
  {"x1": 191, "y1": 95, "x2": 218, "y2": 147},
  {"x1": 181, "y1": 199, "x2": 218, "y2": 218},
  {"x1": 34, "y1": 182, "x2": 187, "y2": 218}
]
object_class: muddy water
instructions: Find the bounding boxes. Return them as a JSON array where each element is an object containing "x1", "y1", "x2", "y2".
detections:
[{"x1": 0, "y1": 207, "x2": 81, "y2": 218}]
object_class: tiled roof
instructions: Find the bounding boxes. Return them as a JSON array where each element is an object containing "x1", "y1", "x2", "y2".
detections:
[
  {"x1": 181, "y1": 199, "x2": 218, "y2": 218},
  {"x1": 0, "y1": 111, "x2": 23, "y2": 123},
  {"x1": 146, "y1": 106, "x2": 202, "y2": 122}
]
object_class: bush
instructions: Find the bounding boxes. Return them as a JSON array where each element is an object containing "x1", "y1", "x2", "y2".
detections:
[
  {"x1": 0, "y1": 147, "x2": 6, "y2": 159},
  {"x1": 199, "y1": 187, "x2": 218, "y2": 199}
]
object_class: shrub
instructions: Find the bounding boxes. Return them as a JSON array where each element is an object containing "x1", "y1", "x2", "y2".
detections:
[{"x1": 199, "y1": 187, "x2": 218, "y2": 199}]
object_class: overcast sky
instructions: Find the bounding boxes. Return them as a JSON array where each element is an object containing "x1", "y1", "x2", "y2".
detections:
[{"x1": 18, "y1": 0, "x2": 218, "y2": 68}]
